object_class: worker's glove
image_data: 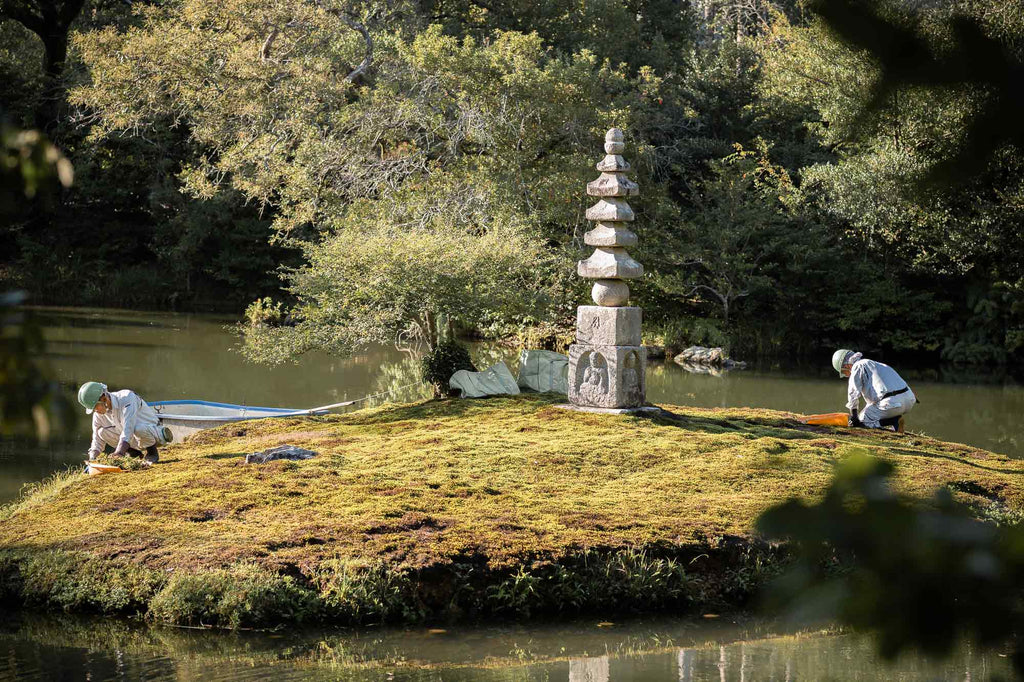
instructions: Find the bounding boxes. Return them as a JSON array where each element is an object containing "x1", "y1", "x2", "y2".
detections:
[
  {"x1": 113, "y1": 440, "x2": 130, "y2": 457},
  {"x1": 848, "y1": 410, "x2": 862, "y2": 428},
  {"x1": 87, "y1": 450, "x2": 99, "y2": 461}
]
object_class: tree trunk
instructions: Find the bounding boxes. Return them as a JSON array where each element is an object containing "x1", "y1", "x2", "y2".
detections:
[
  {"x1": 37, "y1": 31, "x2": 68, "y2": 132},
  {"x1": 422, "y1": 310, "x2": 437, "y2": 351},
  {"x1": 1, "y1": 0, "x2": 89, "y2": 132}
]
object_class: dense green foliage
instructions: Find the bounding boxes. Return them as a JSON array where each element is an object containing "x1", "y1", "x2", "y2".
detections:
[
  {"x1": 758, "y1": 453, "x2": 1024, "y2": 674},
  {"x1": 0, "y1": 0, "x2": 1022, "y2": 362},
  {"x1": 420, "y1": 340, "x2": 476, "y2": 396}
]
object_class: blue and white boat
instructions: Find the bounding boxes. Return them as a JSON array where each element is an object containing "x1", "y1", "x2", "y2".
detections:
[{"x1": 150, "y1": 400, "x2": 334, "y2": 442}]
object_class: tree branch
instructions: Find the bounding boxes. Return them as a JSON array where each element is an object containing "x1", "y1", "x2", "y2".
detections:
[
  {"x1": 338, "y1": 15, "x2": 372, "y2": 82},
  {"x1": 683, "y1": 284, "x2": 727, "y2": 306}
]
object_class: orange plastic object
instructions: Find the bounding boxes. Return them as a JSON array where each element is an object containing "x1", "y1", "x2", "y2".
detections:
[
  {"x1": 86, "y1": 462, "x2": 123, "y2": 475},
  {"x1": 798, "y1": 412, "x2": 849, "y2": 426}
]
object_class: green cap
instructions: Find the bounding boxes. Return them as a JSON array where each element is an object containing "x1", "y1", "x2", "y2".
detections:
[
  {"x1": 77, "y1": 381, "x2": 106, "y2": 414},
  {"x1": 831, "y1": 349, "x2": 853, "y2": 375}
]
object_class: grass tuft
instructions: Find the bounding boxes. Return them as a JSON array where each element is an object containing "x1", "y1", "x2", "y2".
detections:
[{"x1": 0, "y1": 466, "x2": 84, "y2": 522}]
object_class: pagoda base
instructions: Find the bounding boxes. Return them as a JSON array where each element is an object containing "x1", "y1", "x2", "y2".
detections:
[{"x1": 568, "y1": 344, "x2": 647, "y2": 409}]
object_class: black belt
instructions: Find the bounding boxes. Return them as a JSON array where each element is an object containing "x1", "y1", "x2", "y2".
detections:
[{"x1": 881, "y1": 387, "x2": 909, "y2": 400}]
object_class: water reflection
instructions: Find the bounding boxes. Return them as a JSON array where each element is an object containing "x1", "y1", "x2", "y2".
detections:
[{"x1": 0, "y1": 613, "x2": 1013, "y2": 681}]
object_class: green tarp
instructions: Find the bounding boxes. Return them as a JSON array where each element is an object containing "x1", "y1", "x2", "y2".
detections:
[
  {"x1": 449, "y1": 362, "x2": 521, "y2": 398},
  {"x1": 516, "y1": 350, "x2": 569, "y2": 394},
  {"x1": 449, "y1": 352, "x2": 570, "y2": 399}
]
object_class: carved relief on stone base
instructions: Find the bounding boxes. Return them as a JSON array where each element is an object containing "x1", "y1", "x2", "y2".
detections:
[{"x1": 568, "y1": 344, "x2": 647, "y2": 409}]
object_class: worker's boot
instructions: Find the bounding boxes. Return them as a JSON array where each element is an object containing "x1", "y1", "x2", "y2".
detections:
[
  {"x1": 144, "y1": 445, "x2": 160, "y2": 464},
  {"x1": 879, "y1": 416, "x2": 905, "y2": 433}
]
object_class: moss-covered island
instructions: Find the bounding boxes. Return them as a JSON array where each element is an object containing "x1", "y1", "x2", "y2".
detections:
[{"x1": 3, "y1": 394, "x2": 1023, "y2": 628}]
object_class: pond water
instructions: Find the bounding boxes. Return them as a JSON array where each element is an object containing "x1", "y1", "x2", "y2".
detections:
[
  {"x1": 3, "y1": 306, "x2": 1023, "y2": 504},
  {"x1": 0, "y1": 612, "x2": 1014, "y2": 681}
]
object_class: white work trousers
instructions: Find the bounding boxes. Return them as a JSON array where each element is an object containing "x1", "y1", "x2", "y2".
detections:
[
  {"x1": 94, "y1": 424, "x2": 162, "y2": 452},
  {"x1": 859, "y1": 390, "x2": 917, "y2": 429}
]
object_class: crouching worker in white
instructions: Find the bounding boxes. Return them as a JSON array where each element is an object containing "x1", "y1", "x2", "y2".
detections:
[
  {"x1": 77, "y1": 381, "x2": 172, "y2": 463},
  {"x1": 831, "y1": 349, "x2": 916, "y2": 432}
]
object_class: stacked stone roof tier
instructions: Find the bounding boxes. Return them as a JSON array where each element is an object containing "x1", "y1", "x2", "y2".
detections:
[{"x1": 579, "y1": 128, "x2": 643, "y2": 305}]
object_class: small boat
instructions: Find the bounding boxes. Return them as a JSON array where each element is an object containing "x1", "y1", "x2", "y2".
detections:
[{"x1": 151, "y1": 400, "x2": 332, "y2": 442}]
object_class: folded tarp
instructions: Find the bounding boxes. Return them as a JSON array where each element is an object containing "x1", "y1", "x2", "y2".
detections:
[
  {"x1": 516, "y1": 349, "x2": 569, "y2": 394},
  {"x1": 450, "y1": 361, "x2": 521, "y2": 398}
]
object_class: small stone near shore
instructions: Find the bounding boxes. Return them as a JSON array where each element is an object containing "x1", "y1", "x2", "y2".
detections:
[
  {"x1": 673, "y1": 346, "x2": 746, "y2": 369},
  {"x1": 245, "y1": 445, "x2": 318, "y2": 464}
]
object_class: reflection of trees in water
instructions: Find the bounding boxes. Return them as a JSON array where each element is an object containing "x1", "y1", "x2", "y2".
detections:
[
  {"x1": 367, "y1": 354, "x2": 432, "y2": 407},
  {"x1": 469, "y1": 344, "x2": 520, "y2": 374},
  {"x1": 368, "y1": 343, "x2": 521, "y2": 407},
  {"x1": 3, "y1": 612, "x2": 1012, "y2": 680}
]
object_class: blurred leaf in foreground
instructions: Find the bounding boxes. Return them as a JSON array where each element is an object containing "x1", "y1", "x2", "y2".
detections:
[{"x1": 757, "y1": 451, "x2": 1024, "y2": 673}]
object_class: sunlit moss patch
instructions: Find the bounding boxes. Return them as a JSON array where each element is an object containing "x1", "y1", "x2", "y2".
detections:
[{"x1": 2, "y1": 394, "x2": 1021, "y2": 626}]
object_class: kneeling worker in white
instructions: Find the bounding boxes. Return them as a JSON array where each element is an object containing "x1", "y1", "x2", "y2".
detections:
[
  {"x1": 831, "y1": 349, "x2": 916, "y2": 432},
  {"x1": 77, "y1": 381, "x2": 172, "y2": 463}
]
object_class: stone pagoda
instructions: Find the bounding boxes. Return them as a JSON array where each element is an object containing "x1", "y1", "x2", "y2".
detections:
[{"x1": 568, "y1": 128, "x2": 646, "y2": 410}]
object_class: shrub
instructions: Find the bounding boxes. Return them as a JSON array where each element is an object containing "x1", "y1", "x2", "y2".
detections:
[
  {"x1": 485, "y1": 548, "x2": 696, "y2": 618},
  {"x1": 657, "y1": 317, "x2": 729, "y2": 358},
  {"x1": 312, "y1": 559, "x2": 421, "y2": 624},
  {"x1": 10, "y1": 549, "x2": 164, "y2": 613},
  {"x1": 420, "y1": 341, "x2": 476, "y2": 397},
  {"x1": 148, "y1": 563, "x2": 317, "y2": 628}
]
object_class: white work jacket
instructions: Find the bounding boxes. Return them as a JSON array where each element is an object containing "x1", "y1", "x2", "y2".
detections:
[
  {"x1": 846, "y1": 359, "x2": 911, "y2": 411},
  {"x1": 89, "y1": 389, "x2": 160, "y2": 455}
]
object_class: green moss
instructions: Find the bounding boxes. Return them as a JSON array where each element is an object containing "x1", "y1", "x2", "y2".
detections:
[{"x1": 2, "y1": 394, "x2": 1022, "y2": 627}]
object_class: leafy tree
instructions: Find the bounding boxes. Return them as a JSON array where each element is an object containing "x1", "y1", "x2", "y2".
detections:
[
  {"x1": 0, "y1": 0, "x2": 90, "y2": 128},
  {"x1": 757, "y1": 453, "x2": 1024, "y2": 674},
  {"x1": 422, "y1": 0, "x2": 697, "y2": 74},
  {"x1": 0, "y1": 20, "x2": 44, "y2": 125},
  {"x1": 241, "y1": 200, "x2": 548, "y2": 362},
  {"x1": 804, "y1": 0, "x2": 1024, "y2": 186},
  {"x1": 650, "y1": 149, "x2": 781, "y2": 325},
  {"x1": 755, "y1": 1, "x2": 1024, "y2": 362},
  {"x1": 71, "y1": 1, "x2": 668, "y2": 356}
]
